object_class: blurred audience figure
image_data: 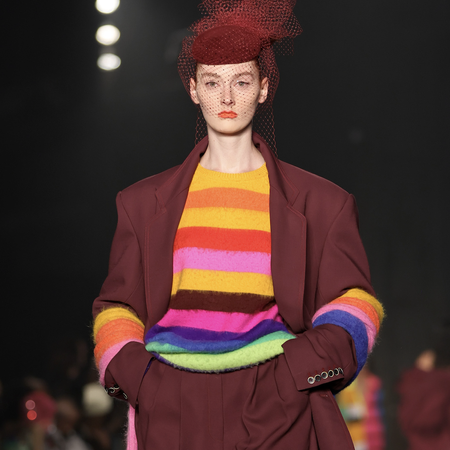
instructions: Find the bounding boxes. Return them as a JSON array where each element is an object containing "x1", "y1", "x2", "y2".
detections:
[
  {"x1": 45, "y1": 397, "x2": 90, "y2": 450},
  {"x1": 45, "y1": 338, "x2": 90, "y2": 402},
  {"x1": 1, "y1": 340, "x2": 128, "y2": 450},
  {"x1": 398, "y1": 343, "x2": 450, "y2": 450},
  {"x1": 336, "y1": 365, "x2": 385, "y2": 450},
  {"x1": 0, "y1": 377, "x2": 56, "y2": 450},
  {"x1": 79, "y1": 382, "x2": 116, "y2": 450}
]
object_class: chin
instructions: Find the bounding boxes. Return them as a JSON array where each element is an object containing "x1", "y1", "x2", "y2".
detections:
[{"x1": 207, "y1": 119, "x2": 253, "y2": 136}]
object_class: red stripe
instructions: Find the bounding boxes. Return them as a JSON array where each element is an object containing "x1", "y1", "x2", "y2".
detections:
[{"x1": 174, "y1": 227, "x2": 271, "y2": 253}]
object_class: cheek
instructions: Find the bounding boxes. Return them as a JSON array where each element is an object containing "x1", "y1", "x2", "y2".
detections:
[
  {"x1": 237, "y1": 91, "x2": 260, "y2": 115},
  {"x1": 197, "y1": 92, "x2": 220, "y2": 115}
]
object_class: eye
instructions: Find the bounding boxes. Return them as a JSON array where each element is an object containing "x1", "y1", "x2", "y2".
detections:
[
  {"x1": 236, "y1": 81, "x2": 249, "y2": 87},
  {"x1": 205, "y1": 81, "x2": 218, "y2": 88}
]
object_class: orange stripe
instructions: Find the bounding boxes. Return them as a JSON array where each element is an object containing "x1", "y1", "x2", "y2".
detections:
[
  {"x1": 330, "y1": 297, "x2": 380, "y2": 331},
  {"x1": 174, "y1": 227, "x2": 271, "y2": 253},
  {"x1": 95, "y1": 318, "x2": 144, "y2": 343},
  {"x1": 185, "y1": 188, "x2": 269, "y2": 212},
  {"x1": 94, "y1": 319, "x2": 144, "y2": 360},
  {"x1": 93, "y1": 315, "x2": 143, "y2": 341}
]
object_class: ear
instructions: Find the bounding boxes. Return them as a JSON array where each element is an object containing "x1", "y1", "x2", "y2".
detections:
[
  {"x1": 190, "y1": 78, "x2": 200, "y2": 104},
  {"x1": 258, "y1": 77, "x2": 269, "y2": 104}
]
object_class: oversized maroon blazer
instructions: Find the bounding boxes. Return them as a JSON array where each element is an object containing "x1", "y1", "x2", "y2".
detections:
[{"x1": 93, "y1": 133, "x2": 375, "y2": 449}]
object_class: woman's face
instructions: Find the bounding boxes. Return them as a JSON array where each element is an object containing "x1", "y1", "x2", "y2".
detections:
[{"x1": 190, "y1": 60, "x2": 268, "y2": 136}]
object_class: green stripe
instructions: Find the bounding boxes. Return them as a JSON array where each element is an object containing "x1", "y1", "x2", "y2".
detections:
[
  {"x1": 145, "y1": 330, "x2": 293, "y2": 354},
  {"x1": 155, "y1": 335, "x2": 296, "y2": 371}
]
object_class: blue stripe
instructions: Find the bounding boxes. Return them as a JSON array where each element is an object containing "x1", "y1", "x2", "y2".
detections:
[
  {"x1": 144, "y1": 320, "x2": 290, "y2": 353},
  {"x1": 313, "y1": 310, "x2": 368, "y2": 382}
]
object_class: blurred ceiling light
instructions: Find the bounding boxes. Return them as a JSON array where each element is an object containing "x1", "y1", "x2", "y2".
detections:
[
  {"x1": 97, "y1": 53, "x2": 121, "y2": 71},
  {"x1": 96, "y1": 25, "x2": 120, "y2": 45},
  {"x1": 96, "y1": 0, "x2": 120, "y2": 14}
]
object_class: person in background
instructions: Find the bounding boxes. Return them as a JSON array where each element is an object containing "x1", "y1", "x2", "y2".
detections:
[
  {"x1": 0, "y1": 378, "x2": 56, "y2": 450},
  {"x1": 336, "y1": 365, "x2": 385, "y2": 450},
  {"x1": 45, "y1": 397, "x2": 90, "y2": 450},
  {"x1": 397, "y1": 328, "x2": 450, "y2": 450}
]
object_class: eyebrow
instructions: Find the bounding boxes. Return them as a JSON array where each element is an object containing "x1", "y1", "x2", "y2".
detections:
[
  {"x1": 235, "y1": 71, "x2": 256, "y2": 78},
  {"x1": 199, "y1": 72, "x2": 220, "y2": 79},
  {"x1": 199, "y1": 71, "x2": 256, "y2": 79}
]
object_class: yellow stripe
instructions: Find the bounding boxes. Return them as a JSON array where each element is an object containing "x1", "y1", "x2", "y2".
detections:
[
  {"x1": 171, "y1": 269, "x2": 274, "y2": 297},
  {"x1": 338, "y1": 288, "x2": 385, "y2": 323},
  {"x1": 93, "y1": 307, "x2": 144, "y2": 338},
  {"x1": 178, "y1": 208, "x2": 270, "y2": 232},
  {"x1": 189, "y1": 168, "x2": 270, "y2": 194}
]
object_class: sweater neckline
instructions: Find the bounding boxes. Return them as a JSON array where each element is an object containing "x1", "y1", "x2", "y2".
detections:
[{"x1": 195, "y1": 163, "x2": 268, "y2": 181}]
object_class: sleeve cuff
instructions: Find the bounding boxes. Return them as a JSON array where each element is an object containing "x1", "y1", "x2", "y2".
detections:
[
  {"x1": 104, "y1": 341, "x2": 153, "y2": 408},
  {"x1": 282, "y1": 324, "x2": 357, "y2": 392}
]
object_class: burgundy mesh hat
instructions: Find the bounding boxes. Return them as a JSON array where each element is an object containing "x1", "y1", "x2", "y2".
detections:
[{"x1": 178, "y1": 0, "x2": 302, "y2": 153}]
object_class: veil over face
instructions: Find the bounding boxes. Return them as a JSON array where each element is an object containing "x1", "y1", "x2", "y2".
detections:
[{"x1": 190, "y1": 61, "x2": 269, "y2": 137}]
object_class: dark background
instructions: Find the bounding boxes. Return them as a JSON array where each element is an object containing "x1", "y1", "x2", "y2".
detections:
[{"x1": 3, "y1": 0, "x2": 449, "y2": 448}]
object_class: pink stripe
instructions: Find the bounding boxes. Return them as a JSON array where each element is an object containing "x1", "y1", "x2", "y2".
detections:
[
  {"x1": 173, "y1": 247, "x2": 271, "y2": 275},
  {"x1": 98, "y1": 339, "x2": 142, "y2": 385},
  {"x1": 313, "y1": 304, "x2": 376, "y2": 351},
  {"x1": 126, "y1": 406, "x2": 138, "y2": 450},
  {"x1": 157, "y1": 304, "x2": 283, "y2": 333}
]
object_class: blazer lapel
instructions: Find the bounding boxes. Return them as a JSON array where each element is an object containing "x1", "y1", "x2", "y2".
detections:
[
  {"x1": 255, "y1": 134, "x2": 307, "y2": 333},
  {"x1": 144, "y1": 138, "x2": 208, "y2": 326}
]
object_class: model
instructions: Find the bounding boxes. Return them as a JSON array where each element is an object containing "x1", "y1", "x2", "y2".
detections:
[{"x1": 92, "y1": 1, "x2": 384, "y2": 449}]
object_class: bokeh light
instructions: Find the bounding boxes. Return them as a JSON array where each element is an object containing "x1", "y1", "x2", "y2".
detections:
[
  {"x1": 95, "y1": 0, "x2": 120, "y2": 14},
  {"x1": 97, "y1": 53, "x2": 121, "y2": 71},
  {"x1": 96, "y1": 25, "x2": 121, "y2": 45},
  {"x1": 25, "y1": 400, "x2": 36, "y2": 410},
  {"x1": 27, "y1": 410, "x2": 37, "y2": 421}
]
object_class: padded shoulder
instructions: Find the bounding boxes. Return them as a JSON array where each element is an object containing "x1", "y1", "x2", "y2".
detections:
[
  {"x1": 278, "y1": 160, "x2": 349, "y2": 199},
  {"x1": 120, "y1": 165, "x2": 181, "y2": 203},
  {"x1": 277, "y1": 160, "x2": 351, "y2": 218}
]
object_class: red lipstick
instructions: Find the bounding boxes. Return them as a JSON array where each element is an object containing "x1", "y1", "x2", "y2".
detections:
[{"x1": 218, "y1": 111, "x2": 238, "y2": 119}]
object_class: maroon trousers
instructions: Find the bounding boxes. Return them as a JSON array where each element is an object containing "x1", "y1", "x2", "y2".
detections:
[{"x1": 135, "y1": 355, "x2": 319, "y2": 450}]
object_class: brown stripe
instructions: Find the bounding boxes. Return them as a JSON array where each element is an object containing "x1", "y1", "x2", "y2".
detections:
[
  {"x1": 174, "y1": 227, "x2": 271, "y2": 253},
  {"x1": 169, "y1": 290, "x2": 276, "y2": 314}
]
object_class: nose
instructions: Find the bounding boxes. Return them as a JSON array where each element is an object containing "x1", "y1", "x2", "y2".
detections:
[{"x1": 221, "y1": 83, "x2": 234, "y2": 106}]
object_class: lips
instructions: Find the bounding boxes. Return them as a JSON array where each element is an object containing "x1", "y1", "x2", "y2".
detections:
[{"x1": 218, "y1": 111, "x2": 238, "y2": 119}]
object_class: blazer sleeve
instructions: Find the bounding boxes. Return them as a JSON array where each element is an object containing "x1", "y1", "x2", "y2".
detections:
[
  {"x1": 92, "y1": 192, "x2": 153, "y2": 408},
  {"x1": 283, "y1": 194, "x2": 384, "y2": 392}
]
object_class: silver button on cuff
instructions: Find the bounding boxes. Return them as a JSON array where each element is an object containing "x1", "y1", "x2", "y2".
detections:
[
  {"x1": 106, "y1": 385, "x2": 120, "y2": 395},
  {"x1": 307, "y1": 367, "x2": 344, "y2": 385}
]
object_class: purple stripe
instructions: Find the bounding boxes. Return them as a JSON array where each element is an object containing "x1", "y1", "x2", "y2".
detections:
[{"x1": 145, "y1": 320, "x2": 289, "y2": 353}]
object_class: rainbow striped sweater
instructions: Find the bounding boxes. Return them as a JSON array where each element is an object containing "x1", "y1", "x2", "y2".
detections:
[
  {"x1": 144, "y1": 163, "x2": 295, "y2": 371},
  {"x1": 93, "y1": 165, "x2": 384, "y2": 384}
]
